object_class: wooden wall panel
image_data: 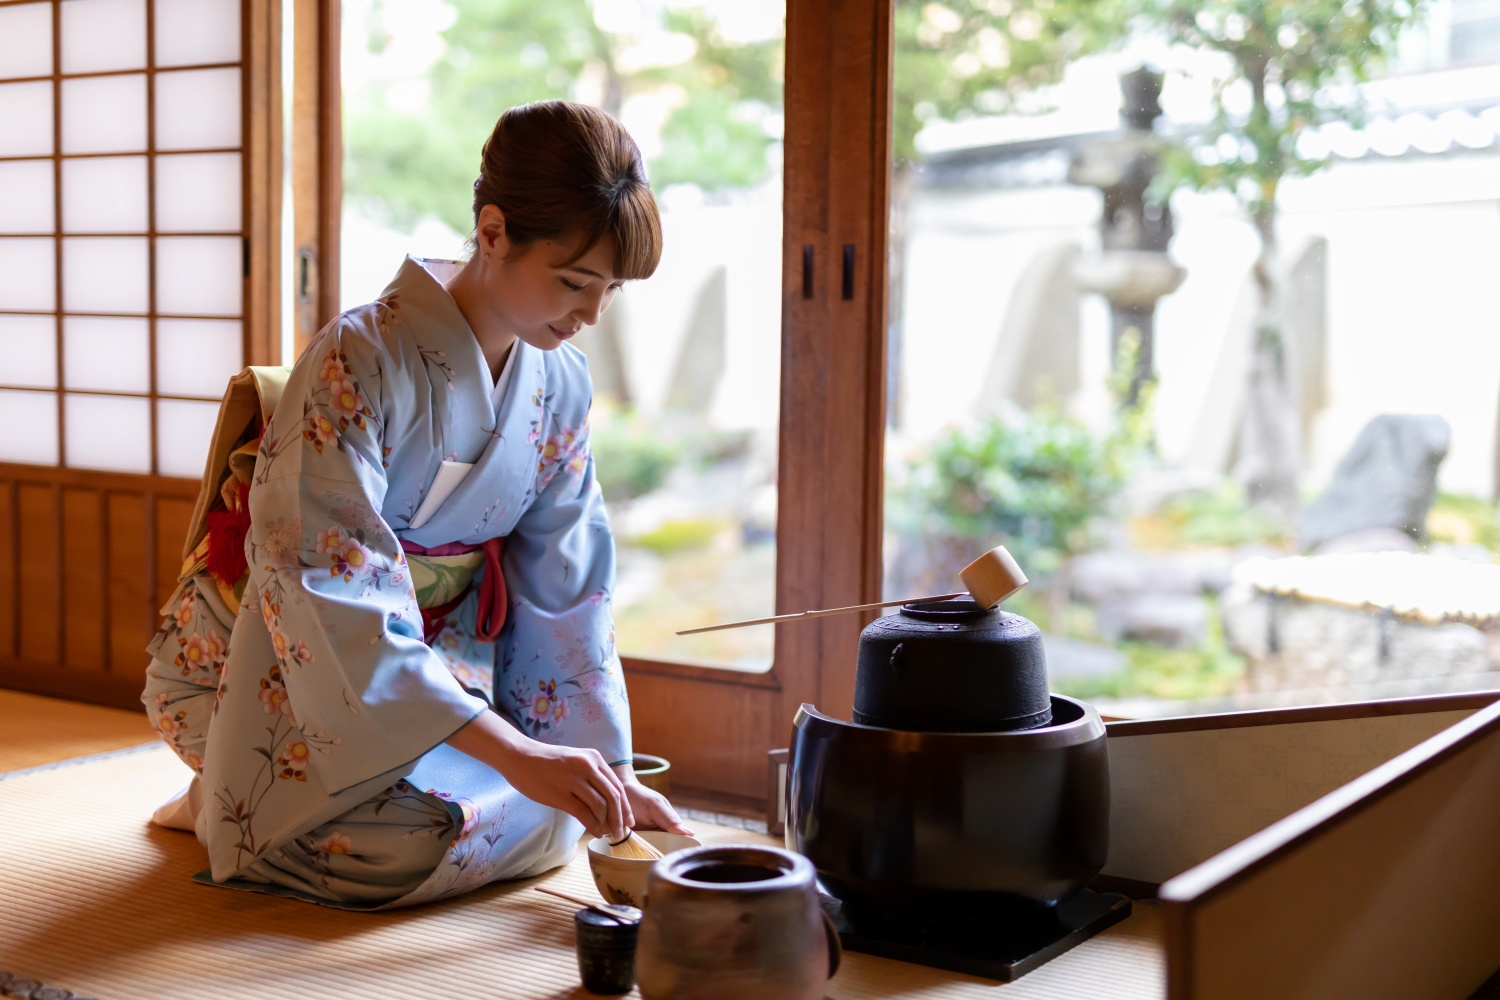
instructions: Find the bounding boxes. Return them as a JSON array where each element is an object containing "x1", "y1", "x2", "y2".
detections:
[
  {"x1": 1162, "y1": 698, "x2": 1500, "y2": 1000},
  {"x1": 18, "y1": 484, "x2": 61, "y2": 667},
  {"x1": 0, "y1": 480, "x2": 14, "y2": 660},
  {"x1": 107, "y1": 492, "x2": 151, "y2": 683},
  {"x1": 154, "y1": 497, "x2": 195, "y2": 613},
  {"x1": 624, "y1": 670, "x2": 780, "y2": 803},
  {"x1": 1103, "y1": 695, "x2": 1493, "y2": 886},
  {"x1": 61, "y1": 487, "x2": 106, "y2": 671}
]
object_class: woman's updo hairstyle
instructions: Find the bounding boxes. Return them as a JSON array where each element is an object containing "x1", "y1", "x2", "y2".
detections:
[{"x1": 473, "y1": 101, "x2": 662, "y2": 281}]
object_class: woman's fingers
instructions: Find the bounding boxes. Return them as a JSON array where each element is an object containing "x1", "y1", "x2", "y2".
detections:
[
  {"x1": 585, "y1": 763, "x2": 628, "y2": 842},
  {"x1": 570, "y1": 785, "x2": 609, "y2": 838}
]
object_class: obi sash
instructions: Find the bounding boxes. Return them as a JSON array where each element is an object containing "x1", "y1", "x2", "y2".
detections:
[
  {"x1": 401, "y1": 536, "x2": 508, "y2": 644},
  {"x1": 175, "y1": 365, "x2": 507, "y2": 645}
]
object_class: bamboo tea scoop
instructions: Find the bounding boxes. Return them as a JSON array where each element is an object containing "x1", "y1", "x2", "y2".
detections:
[
  {"x1": 534, "y1": 886, "x2": 643, "y2": 924},
  {"x1": 677, "y1": 545, "x2": 1028, "y2": 635}
]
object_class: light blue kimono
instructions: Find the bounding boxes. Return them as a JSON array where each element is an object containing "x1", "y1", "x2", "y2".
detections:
[{"x1": 142, "y1": 256, "x2": 631, "y2": 908}]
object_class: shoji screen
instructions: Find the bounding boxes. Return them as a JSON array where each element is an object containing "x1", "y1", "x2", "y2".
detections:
[
  {"x1": 0, "y1": 0, "x2": 284, "y2": 710},
  {"x1": 0, "y1": 0, "x2": 246, "y2": 478}
]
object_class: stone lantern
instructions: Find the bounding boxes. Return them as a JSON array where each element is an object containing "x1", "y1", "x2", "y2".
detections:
[{"x1": 1068, "y1": 67, "x2": 1185, "y2": 406}]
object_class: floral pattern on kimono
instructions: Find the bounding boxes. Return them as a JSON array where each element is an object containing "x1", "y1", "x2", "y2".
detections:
[{"x1": 146, "y1": 255, "x2": 631, "y2": 908}]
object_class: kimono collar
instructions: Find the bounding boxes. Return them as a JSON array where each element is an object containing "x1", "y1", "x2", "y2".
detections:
[
  {"x1": 379, "y1": 256, "x2": 489, "y2": 374},
  {"x1": 379, "y1": 256, "x2": 546, "y2": 436}
]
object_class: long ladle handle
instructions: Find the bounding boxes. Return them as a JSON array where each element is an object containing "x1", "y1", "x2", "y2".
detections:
[{"x1": 675, "y1": 592, "x2": 967, "y2": 636}]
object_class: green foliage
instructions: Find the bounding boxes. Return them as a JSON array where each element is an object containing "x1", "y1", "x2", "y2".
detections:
[
  {"x1": 888, "y1": 405, "x2": 1144, "y2": 576},
  {"x1": 345, "y1": 0, "x2": 783, "y2": 234},
  {"x1": 1427, "y1": 492, "x2": 1500, "y2": 551},
  {"x1": 891, "y1": 0, "x2": 1126, "y2": 165},
  {"x1": 627, "y1": 517, "x2": 725, "y2": 555},
  {"x1": 1138, "y1": 482, "x2": 1292, "y2": 549},
  {"x1": 591, "y1": 410, "x2": 680, "y2": 502},
  {"x1": 1135, "y1": 0, "x2": 1429, "y2": 222},
  {"x1": 346, "y1": 0, "x2": 1431, "y2": 239},
  {"x1": 1053, "y1": 598, "x2": 1245, "y2": 701}
]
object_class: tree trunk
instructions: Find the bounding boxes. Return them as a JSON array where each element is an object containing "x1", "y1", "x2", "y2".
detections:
[{"x1": 1236, "y1": 205, "x2": 1302, "y2": 523}]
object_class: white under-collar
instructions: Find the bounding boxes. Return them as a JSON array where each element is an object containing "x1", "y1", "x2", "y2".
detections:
[{"x1": 489, "y1": 338, "x2": 519, "y2": 410}]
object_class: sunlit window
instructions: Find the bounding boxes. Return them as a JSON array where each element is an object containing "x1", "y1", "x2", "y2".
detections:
[
  {"x1": 884, "y1": 0, "x2": 1500, "y2": 717},
  {"x1": 341, "y1": 0, "x2": 785, "y2": 670}
]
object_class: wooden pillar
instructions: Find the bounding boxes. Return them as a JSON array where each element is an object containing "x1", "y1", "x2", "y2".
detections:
[
  {"x1": 776, "y1": 0, "x2": 894, "y2": 724},
  {"x1": 291, "y1": 0, "x2": 342, "y2": 357}
]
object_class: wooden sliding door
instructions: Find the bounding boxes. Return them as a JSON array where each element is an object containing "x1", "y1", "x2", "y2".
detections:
[
  {"x1": 0, "y1": 0, "x2": 341, "y2": 709},
  {"x1": 621, "y1": 0, "x2": 896, "y2": 808}
]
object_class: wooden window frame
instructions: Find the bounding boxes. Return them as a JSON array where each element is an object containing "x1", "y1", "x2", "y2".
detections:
[{"x1": 621, "y1": 0, "x2": 896, "y2": 810}]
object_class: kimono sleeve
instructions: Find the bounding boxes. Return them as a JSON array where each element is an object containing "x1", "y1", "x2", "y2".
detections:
[
  {"x1": 247, "y1": 318, "x2": 487, "y2": 796},
  {"x1": 497, "y1": 398, "x2": 631, "y2": 765}
]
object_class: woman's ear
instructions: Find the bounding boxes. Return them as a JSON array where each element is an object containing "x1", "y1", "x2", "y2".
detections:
[{"x1": 476, "y1": 204, "x2": 510, "y2": 260}]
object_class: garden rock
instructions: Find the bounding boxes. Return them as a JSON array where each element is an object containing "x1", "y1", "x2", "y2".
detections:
[
  {"x1": 1093, "y1": 594, "x2": 1208, "y2": 649},
  {"x1": 1308, "y1": 526, "x2": 1417, "y2": 555},
  {"x1": 1298, "y1": 414, "x2": 1450, "y2": 552},
  {"x1": 1042, "y1": 635, "x2": 1126, "y2": 681},
  {"x1": 1068, "y1": 549, "x2": 1238, "y2": 604},
  {"x1": 1220, "y1": 582, "x2": 1492, "y2": 694}
]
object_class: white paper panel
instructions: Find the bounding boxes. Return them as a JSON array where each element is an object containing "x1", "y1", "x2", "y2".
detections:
[
  {"x1": 62, "y1": 156, "x2": 149, "y2": 234},
  {"x1": 154, "y1": 68, "x2": 241, "y2": 151},
  {"x1": 0, "y1": 4, "x2": 53, "y2": 79},
  {"x1": 0, "y1": 161, "x2": 55, "y2": 234},
  {"x1": 154, "y1": 153, "x2": 242, "y2": 232},
  {"x1": 0, "y1": 82, "x2": 54, "y2": 157},
  {"x1": 155, "y1": 397, "x2": 219, "y2": 477},
  {"x1": 156, "y1": 318, "x2": 241, "y2": 397},
  {"x1": 64, "y1": 316, "x2": 150, "y2": 393},
  {"x1": 64, "y1": 392, "x2": 150, "y2": 472},
  {"x1": 154, "y1": 0, "x2": 241, "y2": 68},
  {"x1": 0, "y1": 315, "x2": 58, "y2": 388},
  {"x1": 0, "y1": 237, "x2": 56, "y2": 311},
  {"x1": 61, "y1": 0, "x2": 146, "y2": 74},
  {"x1": 0, "y1": 389, "x2": 59, "y2": 464},
  {"x1": 155, "y1": 236, "x2": 241, "y2": 315},
  {"x1": 63, "y1": 237, "x2": 149, "y2": 313},
  {"x1": 61, "y1": 74, "x2": 148, "y2": 154}
]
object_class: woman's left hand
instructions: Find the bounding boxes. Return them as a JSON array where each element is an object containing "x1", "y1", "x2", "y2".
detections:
[{"x1": 613, "y1": 765, "x2": 695, "y2": 836}]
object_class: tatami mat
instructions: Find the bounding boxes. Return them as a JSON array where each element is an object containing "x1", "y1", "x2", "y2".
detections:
[
  {"x1": 0, "y1": 690, "x2": 155, "y2": 774},
  {"x1": 0, "y1": 745, "x2": 1163, "y2": 999}
]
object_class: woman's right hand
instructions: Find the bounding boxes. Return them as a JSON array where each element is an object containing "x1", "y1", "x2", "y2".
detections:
[{"x1": 447, "y1": 711, "x2": 630, "y2": 842}]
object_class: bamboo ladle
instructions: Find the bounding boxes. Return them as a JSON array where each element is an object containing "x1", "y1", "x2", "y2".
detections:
[{"x1": 676, "y1": 545, "x2": 1028, "y2": 636}]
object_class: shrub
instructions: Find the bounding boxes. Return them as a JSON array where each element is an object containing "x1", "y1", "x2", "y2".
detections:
[
  {"x1": 591, "y1": 409, "x2": 681, "y2": 502},
  {"x1": 888, "y1": 403, "x2": 1143, "y2": 576}
]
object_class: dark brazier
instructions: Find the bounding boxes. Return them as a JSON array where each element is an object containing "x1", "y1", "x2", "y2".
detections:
[
  {"x1": 791, "y1": 696, "x2": 1108, "y2": 911},
  {"x1": 854, "y1": 600, "x2": 1051, "y2": 732},
  {"x1": 788, "y1": 599, "x2": 1126, "y2": 981}
]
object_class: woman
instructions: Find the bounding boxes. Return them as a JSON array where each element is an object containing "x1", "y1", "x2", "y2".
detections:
[{"x1": 142, "y1": 101, "x2": 689, "y2": 909}]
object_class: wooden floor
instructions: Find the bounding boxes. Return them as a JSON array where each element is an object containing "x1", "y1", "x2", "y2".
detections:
[
  {"x1": 0, "y1": 695, "x2": 1166, "y2": 999},
  {"x1": 0, "y1": 688, "x2": 155, "y2": 774}
]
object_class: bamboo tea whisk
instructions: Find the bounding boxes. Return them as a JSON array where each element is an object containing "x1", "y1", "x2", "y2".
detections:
[
  {"x1": 607, "y1": 830, "x2": 665, "y2": 861},
  {"x1": 677, "y1": 545, "x2": 1028, "y2": 636}
]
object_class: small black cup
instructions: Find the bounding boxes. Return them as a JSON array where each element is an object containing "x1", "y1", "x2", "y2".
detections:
[{"x1": 574, "y1": 908, "x2": 638, "y2": 995}]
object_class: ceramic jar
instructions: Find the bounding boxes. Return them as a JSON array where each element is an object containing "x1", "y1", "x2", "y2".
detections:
[{"x1": 635, "y1": 845, "x2": 840, "y2": 1000}]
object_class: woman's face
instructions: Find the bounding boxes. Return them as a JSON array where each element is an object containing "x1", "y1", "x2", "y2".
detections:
[{"x1": 473, "y1": 206, "x2": 624, "y2": 352}]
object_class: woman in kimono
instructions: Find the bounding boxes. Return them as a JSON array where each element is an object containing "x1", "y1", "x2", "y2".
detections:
[{"x1": 141, "y1": 100, "x2": 689, "y2": 908}]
